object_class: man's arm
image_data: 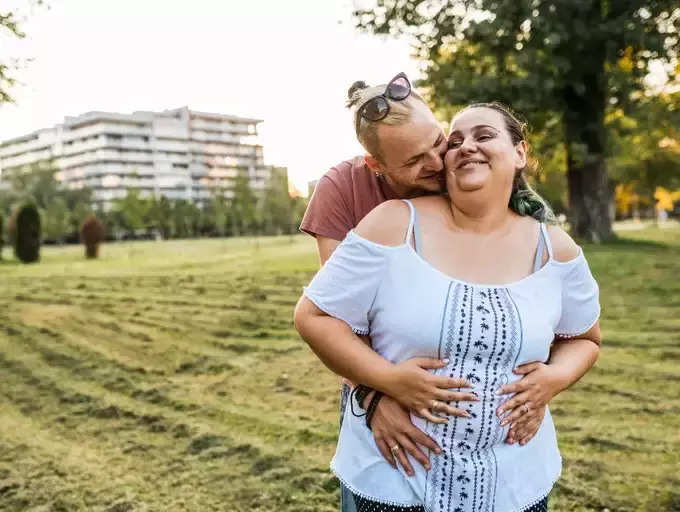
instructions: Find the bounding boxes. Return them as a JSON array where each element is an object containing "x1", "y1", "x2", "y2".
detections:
[{"x1": 316, "y1": 236, "x2": 341, "y2": 265}]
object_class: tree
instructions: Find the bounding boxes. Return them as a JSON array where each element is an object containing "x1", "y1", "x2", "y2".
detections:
[
  {"x1": 148, "y1": 196, "x2": 173, "y2": 239},
  {"x1": 0, "y1": 161, "x2": 95, "y2": 241},
  {"x1": 43, "y1": 197, "x2": 70, "y2": 243},
  {"x1": 1, "y1": 9, "x2": 25, "y2": 104},
  {"x1": 112, "y1": 189, "x2": 152, "y2": 237},
  {"x1": 260, "y1": 166, "x2": 296, "y2": 235},
  {"x1": 10, "y1": 201, "x2": 41, "y2": 263},
  {"x1": 1, "y1": 2, "x2": 47, "y2": 104},
  {"x1": 354, "y1": 1, "x2": 680, "y2": 241},
  {"x1": 80, "y1": 214, "x2": 105, "y2": 259},
  {"x1": 229, "y1": 173, "x2": 258, "y2": 236},
  {"x1": 0, "y1": 211, "x2": 4, "y2": 260},
  {"x1": 608, "y1": 91, "x2": 680, "y2": 210}
]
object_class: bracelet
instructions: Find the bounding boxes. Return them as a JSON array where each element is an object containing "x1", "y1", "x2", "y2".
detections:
[
  {"x1": 354, "y1": 385, "x2": 373, "y2": 408},
  {"x1": 349, "y1": 386, "x2": 367, "y2": 417},
  {"x1": 365, "y1": 391, "x2": 384, "y2": 430}
]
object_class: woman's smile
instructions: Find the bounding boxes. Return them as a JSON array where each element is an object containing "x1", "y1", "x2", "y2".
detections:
[{"x1": 456, "y1": 158, "x2": 489, "y2": 171}]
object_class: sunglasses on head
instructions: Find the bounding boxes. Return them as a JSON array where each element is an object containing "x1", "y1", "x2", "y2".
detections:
[{"x1": 355, "y1": 72, "x2": 412, "y2": 136}]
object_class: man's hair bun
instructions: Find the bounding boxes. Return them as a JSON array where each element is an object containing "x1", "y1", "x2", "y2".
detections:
[{"x1": 347, "y1": 80, "x2": 369, "y2": 100}]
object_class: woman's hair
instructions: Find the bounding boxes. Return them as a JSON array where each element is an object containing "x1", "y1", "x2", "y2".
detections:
[
  {"x1": 455, "y1": 102, "x2": 556, "y2": 223},
  {"x1": 346, "y1": 80, "x2": 426, "y2": 164}
]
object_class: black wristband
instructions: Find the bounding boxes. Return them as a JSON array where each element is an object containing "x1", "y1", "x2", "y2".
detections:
[
  {"x1": 354, "y1": 385, "x2": 373, "y2": 409},
  {"x1": 349, "y1": 386, "x2": 367, "y2": 417},
  {"x1": 365, "y1": 391, "x2": 384, "y2": 430}
]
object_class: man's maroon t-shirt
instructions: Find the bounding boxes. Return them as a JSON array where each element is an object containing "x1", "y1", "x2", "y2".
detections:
[{"x1": 300, "y1": 156, "x2": 398, "y2": 241}]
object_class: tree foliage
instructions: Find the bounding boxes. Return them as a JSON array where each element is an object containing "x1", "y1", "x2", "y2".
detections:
[
  {"x1": 0, "y1": 211, "x2": 4, "y2": 259},
  {"x1": 354, "y1": 0, "x2": 680, "y2": 241},
  {"x1": 1, "y1": 1, "x2": 46, "y2": 104},
  {"x1": 80, "y1": 213, "x2": 105, "y2": 259},
  {"x1": 0, "y1": 162, "x2": 94, "y2": 242},
  {"x1": 10, "y1": 201, "x2": 41, "y2": 263},
  {"x1": 0, "y1": 9, "x2": 24, "y2": 104}
]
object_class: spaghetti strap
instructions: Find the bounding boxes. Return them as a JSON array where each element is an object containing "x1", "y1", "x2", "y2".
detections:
[
  {"x1": 533, "y1": 224, "x2": 551, "y2": 272},
  {"x1": 540, "y1": 223, "x2": 553, "y2": 260},
  {"x1": 401, "y1": 199, "x2": 416, "y2": 246},
  {"x1": 400, "y1": 199, "x2": 423, "y2": 255},
  {"x1": 413, "y1": 212, "x2": 423, "y2": 256}
]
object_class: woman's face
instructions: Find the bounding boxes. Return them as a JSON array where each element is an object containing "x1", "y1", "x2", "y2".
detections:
[{"x1": 444, "y1": 107, "x2": 526, "y2": 196}]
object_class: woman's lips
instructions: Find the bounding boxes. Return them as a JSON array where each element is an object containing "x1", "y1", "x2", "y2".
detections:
[{"x1": 456, "y1": 159, "x2": 488, "y2": 170}]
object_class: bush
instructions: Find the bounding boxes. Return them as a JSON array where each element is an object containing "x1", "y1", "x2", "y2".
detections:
[
  {"x1": 80, "y1": 214, "x2": 105, "y2": 259},
  {"x1": 0, "y1": 212, "x2": 4, "y2": 260},
  {"x1": 9, "y1": 202, "x2": 41, "y2": 263}
]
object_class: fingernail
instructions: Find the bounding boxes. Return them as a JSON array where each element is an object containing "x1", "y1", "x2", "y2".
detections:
[
  {"x1": 464, "y1": 412, "x2": 471, "y2": 418},
  {"x1": 495, "y1": 388, "x2": 503, "y2": 395},
  {"x1": 425, "y1": 465, "x2": 431, "y2": 471},
  {"x1": 435, "y1": 447, "x2": 442, "y2": 454},
  {"x1": 500, "y1": 420, "x2": 508, "y2": 426},
  {"x1": 442, "y1": 358, "x2": 450, "y2": 364}
]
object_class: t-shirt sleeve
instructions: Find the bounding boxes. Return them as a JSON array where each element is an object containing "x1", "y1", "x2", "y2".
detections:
[
  {"x1": 303, "y1": 232, "x2": 388, "y2": 335},
  {"x1": 300, "y1": 175, "x2": 354, "y2": 241},
  {"x1": 555, "y1": 251, "x2": 601, "y2": 338}
]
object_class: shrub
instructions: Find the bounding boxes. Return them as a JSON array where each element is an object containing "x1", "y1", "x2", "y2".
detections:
[
  {"x1": 0, "y1": 212, "x2": 3, "y2": 260},
  {"x1": 9, "y1": 202, "x2": 41, "y2": 263},
  {"x1": 80, "y1": 213, "x2": 105, "y2": 259}
]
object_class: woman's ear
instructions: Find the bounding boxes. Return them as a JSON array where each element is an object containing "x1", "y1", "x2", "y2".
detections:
[{"x1": 515, "y1": 140, "x2": 528, "y2": 170}]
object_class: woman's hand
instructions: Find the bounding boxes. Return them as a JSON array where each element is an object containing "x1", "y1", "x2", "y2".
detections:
[
  {"x1": 495, "y1": 361, "x2": 565, "y2": 445},
  {"x1": 387, "y1": 357, "x2": 478, "y2": 424}
]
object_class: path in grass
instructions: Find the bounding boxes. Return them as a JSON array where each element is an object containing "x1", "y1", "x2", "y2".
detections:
[{"x1": 0, "y1": 230, "x2": 678, "y2": 511}]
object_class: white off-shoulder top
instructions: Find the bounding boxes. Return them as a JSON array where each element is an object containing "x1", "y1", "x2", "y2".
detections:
[{"x1": 303, "y1": 200, "x2": 600, "y2": 512}]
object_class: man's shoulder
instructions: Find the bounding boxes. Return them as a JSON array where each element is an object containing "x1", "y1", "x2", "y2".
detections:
[{"x1": 323, "y1": 156, "x2": 370, "y2": 186}]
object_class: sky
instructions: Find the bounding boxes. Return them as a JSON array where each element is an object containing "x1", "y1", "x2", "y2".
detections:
[{"x1": 0, "y1": 0, "x2": 423, "y2": 195}]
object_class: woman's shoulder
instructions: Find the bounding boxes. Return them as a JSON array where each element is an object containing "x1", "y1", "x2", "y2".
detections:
[
  {"x1": 354, "y1": 199, "x2": 411, "y2": 247},
  {"x1": 545, "y1": 224, "x2": 581, "y2": 263}
]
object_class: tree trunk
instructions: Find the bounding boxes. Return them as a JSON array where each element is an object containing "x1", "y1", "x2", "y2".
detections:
[{"x1": 562, "y1": 40, "x2": 615, "y2": 242}]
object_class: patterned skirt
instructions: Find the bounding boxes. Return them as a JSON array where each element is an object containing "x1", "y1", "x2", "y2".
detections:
[{"x1": 351, "y1": 493, "x2": 549, "y2": 512}]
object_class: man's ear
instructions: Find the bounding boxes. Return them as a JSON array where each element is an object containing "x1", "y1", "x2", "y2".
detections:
[
  {"x1": 515, "y1": 140, "x2": 527, "y2": 170},
  {"x1": 364, "y1": 154, "x2": 382, "y2": 173}
]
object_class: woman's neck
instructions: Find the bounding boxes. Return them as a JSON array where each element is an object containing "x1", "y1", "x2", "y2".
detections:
[{"x1": 446, "y1": 192, "x2": 513, "y2": 235}]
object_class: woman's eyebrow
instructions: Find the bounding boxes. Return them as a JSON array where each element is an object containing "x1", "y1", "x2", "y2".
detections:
[{"x1": 449, "y1": 124, "x2": 499, "y2": 137}]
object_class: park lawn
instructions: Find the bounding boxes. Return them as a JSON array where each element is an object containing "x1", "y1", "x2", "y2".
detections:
[{"x1": 0, "y1": 227, "x2": 678, "y2": 512}]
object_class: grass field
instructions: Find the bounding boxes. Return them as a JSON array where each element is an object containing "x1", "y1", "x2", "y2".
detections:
[{"x1": 0, "y1": 227, "x2": 678, "y2": 512}]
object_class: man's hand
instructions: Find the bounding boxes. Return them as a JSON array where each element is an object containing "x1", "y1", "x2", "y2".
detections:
[{"x1": 369, "y1": 394, "x2": 441, "y2": 476}]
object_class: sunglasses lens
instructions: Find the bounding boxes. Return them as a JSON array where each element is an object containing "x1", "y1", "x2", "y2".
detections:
[
  {"x1": 363, "y1": 97, "x2": 389, "y2": 121},
  {"x1": 388, "y1": 77, "x2": 410, "y2": 100}
]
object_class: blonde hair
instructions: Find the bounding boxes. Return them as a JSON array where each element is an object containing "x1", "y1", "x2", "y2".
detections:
[{"x1": 347, "y1": 80, "x2": 426, "y2": 164}]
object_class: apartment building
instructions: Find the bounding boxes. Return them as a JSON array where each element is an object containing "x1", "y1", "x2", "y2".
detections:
[{"x1": 0, "y1": 106, "x2": 269, "y2": 207}]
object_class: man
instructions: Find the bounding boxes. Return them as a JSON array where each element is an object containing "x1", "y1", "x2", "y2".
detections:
[{"x1": 301, "y1": 75, "x2": 453, "y2": 512}]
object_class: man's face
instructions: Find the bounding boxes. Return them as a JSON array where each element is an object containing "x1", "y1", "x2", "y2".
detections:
[{"x1": 374, "y1": 102, "x2": 447, "y2": 197}]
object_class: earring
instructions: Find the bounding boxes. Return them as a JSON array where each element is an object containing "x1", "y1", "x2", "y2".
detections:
[{"x1": 375, "y1": 172, "x2": 383, "y2": 178}]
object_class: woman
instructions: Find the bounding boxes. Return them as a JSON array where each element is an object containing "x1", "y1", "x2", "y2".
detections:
[{"x1": 294, "y1": 102, "x2": 601, "y2": 512}]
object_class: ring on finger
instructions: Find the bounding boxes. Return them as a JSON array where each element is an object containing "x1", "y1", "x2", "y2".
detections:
[
  {"x1": 390, "y1": 444, "x2": 401, "y2": 454},
  {"x1": 431, "y1": 399, "x2": 440, "y2": 411}
]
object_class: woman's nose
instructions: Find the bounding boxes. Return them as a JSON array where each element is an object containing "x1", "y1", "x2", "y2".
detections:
[{"x1": 459, "y1": 136, "x2": 477, "y2": 153}]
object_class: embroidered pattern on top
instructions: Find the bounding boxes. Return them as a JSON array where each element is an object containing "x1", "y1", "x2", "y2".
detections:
[{"x1": 425, "y1": 285, "x2": 522, "y2": 512}]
